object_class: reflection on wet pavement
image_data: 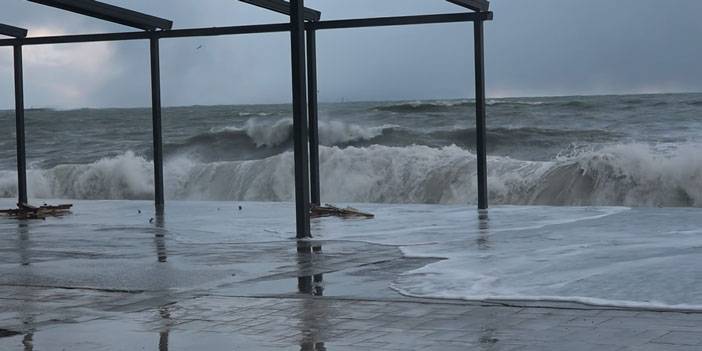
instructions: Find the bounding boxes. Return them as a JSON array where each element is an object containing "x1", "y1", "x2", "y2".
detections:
[
  {"x1": 16, "y1": 223, "x2": 30, "y2": 267},
  {"x1": 297, "y1": 241, "x2": 325, "y2": 297},
  {"x1": 297, "y1": 241, "x2": 327, "y2": 350},
  {"x1": 2, "y1": 201, "x2": 701, "y2": 350},
  {"x1": 21, "y1": 332, "x2": 32, "y2": 351},
  {"x1": 476, "y1": 209, "x2": 491, "y2": 251},
  {"x1": 158, "y1": 304, "x2": 172, "y2": 351},
  {"x1": 153, "y1": 214, "x2": 167, "y2": 263}
]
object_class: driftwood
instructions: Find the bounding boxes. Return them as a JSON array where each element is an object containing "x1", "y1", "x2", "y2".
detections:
[
  {"x1": 311, "y1": 204, "x2": 374, "y2": 219},
  {"x1": 0, "y1": 203, "x2": 73, "y2": 220}
]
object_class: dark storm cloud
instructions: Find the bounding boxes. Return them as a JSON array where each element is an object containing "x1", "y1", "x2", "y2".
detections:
[{"x1": 1, "y1": 0, "x2": 701, "y2": 108}]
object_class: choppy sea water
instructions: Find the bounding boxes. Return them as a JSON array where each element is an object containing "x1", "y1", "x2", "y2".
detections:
[{"x1": 0, "y1": 93, "x2": 701, "y2": 207}]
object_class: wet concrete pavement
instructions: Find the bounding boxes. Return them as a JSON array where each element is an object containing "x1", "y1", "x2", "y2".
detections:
[
  {"x1": 4, "y1": 274, "x2": 702, "y2": 350},
  {"x1": 1, "y1": 200, "x2": 702, "y2": 350}
]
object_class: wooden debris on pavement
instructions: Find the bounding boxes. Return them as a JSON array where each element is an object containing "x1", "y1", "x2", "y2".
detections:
[
  {"x1": 311, "y1": 204, "x2": 374, "y2": 219},
  {"x1": 0, "y1": 203, "x2": 73, "y2": 220}
]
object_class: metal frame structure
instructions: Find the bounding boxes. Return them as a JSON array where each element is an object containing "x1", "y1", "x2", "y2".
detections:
[
  {"x1": 2, "y1": 0, "x2": 493, "y2": 238},
  {"x1": 1, "y1": 23, "x2": 28, "y2": 206},
  {"x1": 240, "y1": 0, "x2": 321, "y2": 21},
  {"x1": 446, "y1": 0, "x2": 490, "y2": 12},
  {"x1": 27, "y1": 0, "x2": 173, "y2": 30},
  {"x1": 0, "y1": 23, "x2": 28, "y2": 38}
]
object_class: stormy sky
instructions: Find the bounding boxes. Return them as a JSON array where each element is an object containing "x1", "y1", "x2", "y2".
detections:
[{"x1": 1, "y1": 0, "x2": 701, "y2": 109}]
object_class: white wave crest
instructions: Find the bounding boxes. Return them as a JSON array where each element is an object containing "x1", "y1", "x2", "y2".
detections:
[
  {"x1": 213, "y1": 118, "x2": 391, "y2": 148},
  {"x1": 0, "y1": 151, "x2": 155, "y2": 200},
  {"x1": 0, "y1": 144, "x2": 700, "y2": 207}
]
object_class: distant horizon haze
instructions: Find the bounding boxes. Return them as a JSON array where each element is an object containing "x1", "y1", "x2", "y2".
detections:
[{"x1": 4, "y1": 90, "x2": 701, "y2": 112}]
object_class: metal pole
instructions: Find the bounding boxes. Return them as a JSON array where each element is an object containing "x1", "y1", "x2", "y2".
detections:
[
  {"x1": 306, "y1": 28, "x2": 320, "y2": 206},
  {"x1": 474, "y1": 20, "x2": 488, "y2": 209},
  {"x1": 290, "y1": 0, "x2": 311, "y2": 238},
  {"x1": 149, "y1": 36, "x2": 165, "y2": 210},
  {"x1": 13, "y1": 45, "x2": 28, "y2": 206}
]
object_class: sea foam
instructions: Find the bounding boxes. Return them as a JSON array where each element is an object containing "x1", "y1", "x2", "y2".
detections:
[
  {"x1": 210, "y1": 118, "x2": 391, "y2": 148},
  {"x1": 0, "y1": 143, "x2": 700, "y2": 207}
]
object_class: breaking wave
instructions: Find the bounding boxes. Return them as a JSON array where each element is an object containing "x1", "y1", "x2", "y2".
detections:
[
  {"x1": 1, "y1": 143, "x2": 700, "y2": 207},
  {"x1": 164, "y1": 117, "x2": 621, "y2": 162},
  {"x1": 164, "y1": 119, "x2": 394, "y2": 162}
]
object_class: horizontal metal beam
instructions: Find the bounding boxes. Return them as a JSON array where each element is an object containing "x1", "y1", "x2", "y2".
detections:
[
  {"x1": 240, "y1": 0, "x2": 321, "y2": 21},
  {"x1": 446, "y1": 0, "x2": 490, "y2": 12},
  {"x1": 0, "y1": 23, "x2": 28, "y2": 38},
  {"x1": 310, "y1": 12, "x2": 492, "y2": 30},
  {"x1": 0, "y1": 12, "x2": 492, "y2": 47},
  {"x1": 0, "y1": 23, "x2": 291, "y2": 46},
  {"x1": 28, "y1": 0, "x2": 173, "y2": 30}
]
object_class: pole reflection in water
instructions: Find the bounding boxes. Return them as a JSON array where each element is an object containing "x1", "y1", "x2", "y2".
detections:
[
  {"x1": 297, "y1": 241, "x2": 324, "y2": 296},
  {"x1": 476, "y1": 210, "x2": 500, "y2": 349},
  {"x1": 19, "y1": 313, "x2": 34, "y2": 351},
  {"x1": 152, "y1": 212, "x2": 171, "y2": 350},
  {"x1": 22, "y1": 331, "x2": 33, "y2": 351},
  {"x1": 158, "y1": 305, "x2": 172, "y2": 351},
  {"x1": 153, "y1": 212, "x2": 167, "y2": 263},
  {"x1": 479, "y1": 326, "x2": 499, "y2": 350},
  {"x1": 14, "y1": 223, "x2": 35, "y2": 349},
  {"x1": 296, "y1": 240, "x2": 326, "y2": 350},
  {"x1": 300, "y1": 339, "x2": 327, "y2": 351},
  {"x1": 476, "y1": 209, "x2": 491, "y2": 250},
  {"x1": 19, "y1": 302, "x2": 34, "y2": 351},
  {"x1": 17, "y1": 222, "x2": 30, "y2": 266}
]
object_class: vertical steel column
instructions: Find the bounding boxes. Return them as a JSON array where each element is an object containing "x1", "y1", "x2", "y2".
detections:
[
  {"x1": 149, "y1": 36, "x2": 165, "y2": 210},
  {"x1": 290, "y1": 0, "x2": 311, "y2": 237},
  {"x1": 13, "y1": 45, "x2": 28, "y2": 206},
  {"x1": 306, "y1": 28, "x2": 321, "y2": 206},
  {"x1": 474, "y1": 20, "x2": 488, "y2": 209}
]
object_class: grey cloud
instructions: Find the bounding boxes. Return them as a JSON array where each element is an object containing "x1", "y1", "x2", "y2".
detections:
[{"x1": 1, "y1": 0, "x2": 701, "y2": 108}]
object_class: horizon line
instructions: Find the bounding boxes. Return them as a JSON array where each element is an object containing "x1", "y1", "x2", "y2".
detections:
[{"x1": 2, "y1": 90, "x2": 700, "y2": 112}]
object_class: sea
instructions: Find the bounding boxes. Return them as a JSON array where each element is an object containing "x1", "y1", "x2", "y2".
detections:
[{"x1": 0, "y1": 92, "x2": 701, "y2": 207}]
